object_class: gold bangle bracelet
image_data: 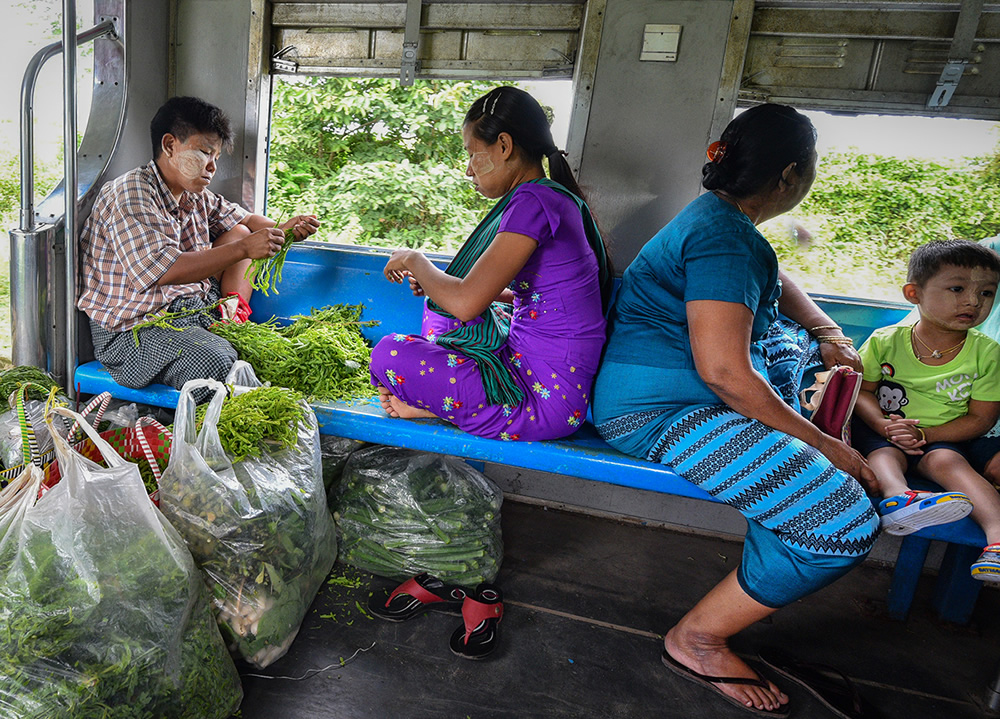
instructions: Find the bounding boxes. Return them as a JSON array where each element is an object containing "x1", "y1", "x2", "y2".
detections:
[
  {"x1": 809, "y1": 325, "x2": 842, "y2": 333},
  {"x1": 915, "y1": 426, "x2": 926, "y2": 442},
  {"x1": 816, "y1": 336, "x2": 854, "y2": 346}
]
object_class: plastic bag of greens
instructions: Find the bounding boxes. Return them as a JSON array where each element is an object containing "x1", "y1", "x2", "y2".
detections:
[
  {"x1": 159, "y1": 375, "x2": 338, "y2": 668},
  {"x1": 0, "y1": 405, "x2": 242, "y2": 719},
  {"x1": 335, "y1": 446, "x2": 503, "y2": 585},
  {"x1": 320, "y1": 434, "x2": 366, "y2": 505}
]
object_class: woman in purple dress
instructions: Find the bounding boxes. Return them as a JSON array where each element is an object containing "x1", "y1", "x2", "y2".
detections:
[{"x1": 369, "y1": 87, "x2": 611, "y2": 441}]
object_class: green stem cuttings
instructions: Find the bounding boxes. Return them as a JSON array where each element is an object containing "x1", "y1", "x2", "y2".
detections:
[
  {"x1": 0, "y1": 366, "x2": 61, "y2": 401},
  {"x1": 129, "y1": 300, "x2": 224, "y2": 347},
  {"x1": 245, "y1": 226, "x2": 296, "y2": 296},
  {"x1": 194, "y1": 385, "x2": 307, "y2": 462},
  {"x1": 210, "y1": 304, "x2": 377, "y2": 403}
]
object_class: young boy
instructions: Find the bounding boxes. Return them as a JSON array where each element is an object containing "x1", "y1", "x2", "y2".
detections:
[
  {"x1": 78, "y1": 96, "x2": 320, "y2": 393},
  {"x1": 853, "y1": 239, "x2": 1000, "y2": 582}
]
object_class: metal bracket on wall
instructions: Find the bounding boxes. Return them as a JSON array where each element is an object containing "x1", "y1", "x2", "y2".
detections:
[
  {"x1": 273, "y1": 45, "x2": 299, "y2": 74},
  {"x1": 400, "y1": 0, "x2": 421, "y2": 86},
  {"x1": 927, "y1": 0, "x2": 983, "y2": 108}
]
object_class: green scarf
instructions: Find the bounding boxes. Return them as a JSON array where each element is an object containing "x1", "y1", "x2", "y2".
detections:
[{"x1": 428, "y1": 178, "x2": 610, "y2": 406}]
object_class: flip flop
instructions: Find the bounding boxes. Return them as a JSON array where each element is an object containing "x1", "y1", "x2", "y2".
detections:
[
  {"x1": 449, "y1": 583, "x2": 503, "y2": 660},
  {"x1": 758, "y1": 647, "x2": 877, "y2": 719},
  {"x1": 367, "y1": 572, "x2": 468, "y2": 622},
  {"x1": 661, "y1": 649, "x2": 791, "y2": 718}
]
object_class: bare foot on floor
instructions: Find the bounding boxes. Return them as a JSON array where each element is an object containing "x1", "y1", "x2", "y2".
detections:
[
  {"x1": 663, "y1": 626, "x2": 788, "y2": 713},
  {"x1": 376, "y1": 385, "x2": 437, "y2": 420}
]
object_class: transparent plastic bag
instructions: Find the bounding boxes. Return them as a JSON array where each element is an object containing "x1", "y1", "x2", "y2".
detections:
[
  {"x1": 0, "y1": 405, "x2": 242, "y2": 719},
  {"x1": 335, "y1": 446, "x2": 503, "y2": 585},
  {"x1": 159, "y1": 375, "x2": 338, "y2": 668},
  {"x1": 320, "y1": 435, "x2": 366, "y2": 506}
]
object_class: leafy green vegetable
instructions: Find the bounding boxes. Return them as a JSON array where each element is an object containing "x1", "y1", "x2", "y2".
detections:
[
  {"x1": 0, "y1": 366, "x2": 61, "y2": 402},
  {"x1": 0, "y1": 471, "x2": 241, "y2": 718},
  {"x1": 129, "y1": 301, "x2": 222, "y2": 347},
  {"x1": 160, "y1": 399, "x2": 338, "y2": 668},
  {"x1": 211, "y1": 304, "x2": 376, "y2": 402},
  {"x1": 246, "y1": 226, "x2": 297, "y2": 296},
  {"x1": 194, "y1": 385, "x2": 307, "y2": 462}
]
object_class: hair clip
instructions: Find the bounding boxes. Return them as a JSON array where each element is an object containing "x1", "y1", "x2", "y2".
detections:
[
  {"x1": 706, "y1": 141, "x2": 728, "y2": 163},
  {"x1": 490, "y1": 92, "x2": 501, "y2": 115}
]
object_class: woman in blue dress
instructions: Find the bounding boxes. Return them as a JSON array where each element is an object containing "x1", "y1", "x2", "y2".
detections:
[{"x1": 592, "y1": 104, "x2": 880, "y2": 716}]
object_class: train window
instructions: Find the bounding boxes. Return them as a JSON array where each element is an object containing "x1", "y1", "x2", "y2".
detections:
[
  {"x1": 758, "y1": 110, "x2": 999, "y2": 302},
  {"x1": 266, "y1": 76, "x2": 574, "y2": 255},
  {"x1": 1, "y1": 0, "x2": 96, "y2": 212},
  {"x1": 0, "y1": 0, "x2": 96, "y2": 360}
]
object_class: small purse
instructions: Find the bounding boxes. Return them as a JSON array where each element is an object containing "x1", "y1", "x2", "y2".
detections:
[{"x1": 800, "y1": 365, "x2": 863, "y2": 444}]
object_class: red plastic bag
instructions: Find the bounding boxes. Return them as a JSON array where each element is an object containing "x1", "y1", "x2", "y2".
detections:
[{"x1": 800, "y1": 365, "x2": 862, "y2": 444}]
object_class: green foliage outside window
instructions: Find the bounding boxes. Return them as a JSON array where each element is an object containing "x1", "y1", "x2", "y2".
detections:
[
  {"x1": 269, "y1": 77, "x2": 1000, "y2": 300},
  {"x1": 267, "y1": 77, "x2": 495, "y2": 253},
  {"x1": 761, "y1": 151, "x2": 1000, "y2": 301}
]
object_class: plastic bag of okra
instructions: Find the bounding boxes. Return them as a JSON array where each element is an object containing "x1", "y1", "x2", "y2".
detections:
[{"x1": 335, "y1": 446, "x2": 503, "y2": 585}]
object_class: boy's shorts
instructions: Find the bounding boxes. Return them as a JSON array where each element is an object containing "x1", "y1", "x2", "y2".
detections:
[{"x1": 851, "y1": 417, "x2": 1000, "y2": 475}]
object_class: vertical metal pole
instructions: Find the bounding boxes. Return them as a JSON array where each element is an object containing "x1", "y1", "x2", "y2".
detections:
[{"x1": 62, "y1": 0, "x2": 78, "y2": 398}]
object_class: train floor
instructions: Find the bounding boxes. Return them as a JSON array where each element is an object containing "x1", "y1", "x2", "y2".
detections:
[{"x1": 234, "y1": 500, "x2": 1000, "y2": 719}]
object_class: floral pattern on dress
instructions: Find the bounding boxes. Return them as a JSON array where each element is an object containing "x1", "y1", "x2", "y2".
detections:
[
  {"x1": 446, "y1": 354, "x2": 467, "y2": 368},
  {"x1": 567, "y1": 409, "x2": 582, "y2": 427},
  {"x1": 393, "y1": 333, "x2": 414, "y2": 342},
  {"x1": 531, "y1": 292, "x2": 541, "y2": 303},
  {"x1": 532, "y1": 381, "x2": 550, "y2": 399},
  {"x1": 385, "y1": 369, "x2": 401, "y2": 386},
  {"x1": 509, "y1": 351, "x2": 523, "y2": 368}
]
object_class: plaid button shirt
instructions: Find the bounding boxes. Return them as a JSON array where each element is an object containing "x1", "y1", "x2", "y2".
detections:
[{"x1": 78, "y1": 160, "x2": 249, "y2": 332}]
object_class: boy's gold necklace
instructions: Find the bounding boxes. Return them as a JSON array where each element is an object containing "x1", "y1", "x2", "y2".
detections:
[{"x1": 912, "y1": 325, "x2": 966, "y2": 360}]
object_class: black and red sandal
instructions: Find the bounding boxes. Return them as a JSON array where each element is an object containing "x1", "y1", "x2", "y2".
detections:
[
  {"x1": 448, "y1": 583, "x2": 503, "y2": 660},
  {"x1": 368, "y1": 572, "x2": 468, "y2": 622}
]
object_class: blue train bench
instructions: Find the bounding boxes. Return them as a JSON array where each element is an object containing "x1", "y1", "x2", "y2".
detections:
[{"x1": 74, "y1": 242, "x2": 987, "y2": 623}]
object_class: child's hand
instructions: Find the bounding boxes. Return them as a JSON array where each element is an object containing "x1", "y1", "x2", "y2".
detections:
[{"x1": 884, "y1": 415, "x2": 925, "y2": 455}]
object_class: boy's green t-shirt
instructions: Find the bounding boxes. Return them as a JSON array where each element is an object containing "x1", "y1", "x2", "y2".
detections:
[{"x1": 858, "y1": 325, "x2": 1000, "y2": 427}]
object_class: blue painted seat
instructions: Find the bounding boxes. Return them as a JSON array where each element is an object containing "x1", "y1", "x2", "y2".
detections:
[{"x1": 72, "y1": 243, "x2": 988, "y2": 623}]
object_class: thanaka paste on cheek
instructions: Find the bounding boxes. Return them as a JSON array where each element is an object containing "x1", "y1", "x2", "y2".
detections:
[
  {"x1": 172, "y1": 149, "x2": 210, "y2": 182},
  {"x1": 470, "y1": 151, "x2": 495, "y2": 176}
]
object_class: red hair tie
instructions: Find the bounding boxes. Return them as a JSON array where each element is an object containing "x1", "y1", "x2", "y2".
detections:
[{"x1": 706, "y1": 141, "x2": 728, "y2": 163}]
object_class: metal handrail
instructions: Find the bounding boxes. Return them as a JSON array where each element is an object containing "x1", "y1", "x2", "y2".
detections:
[{"x1": 18, "y1": 18, "x2": 117, "y2": 232}]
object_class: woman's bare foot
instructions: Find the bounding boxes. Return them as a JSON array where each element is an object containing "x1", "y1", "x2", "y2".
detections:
[
  {"x1": 663, "y1": 626, "x2": 788, "y2": 713},
  {"x1": 377, "y1": 385, "x2": 399, "y2": 417},
  {"x1": 376, "y1": 385, "x2": 437, "y2": 420}
]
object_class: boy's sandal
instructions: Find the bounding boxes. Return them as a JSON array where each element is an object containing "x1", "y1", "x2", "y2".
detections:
[
  {"x1": 367, "y1": 572, "x2": 468, "y2": 622},
  {"x1": 758, "y1": 647, "x2": 877, "y2": 719},
  {"x1": 449, "y1": 583, "x2": 503, "y2": 660},
  {"x1": 972, "y1": 543, "x2": 1000, "y2": 583}
]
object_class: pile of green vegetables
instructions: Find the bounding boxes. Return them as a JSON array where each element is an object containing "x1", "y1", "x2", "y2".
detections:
[
  {"x1": 194, "y1": 385, "x2": 307, "y2": 462},
  {"x1": 0, "y1": 482, "x2": 242, "y2": 718},
  {"x1": 211, "y1": 304, "x2": 375, "y2": 402},
  {"x1": 335, "y1": 448, "x2": 503, "y2": 585},
  {"x1": 0, "y1": 366, "x2": 61, "y2": 402}
]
